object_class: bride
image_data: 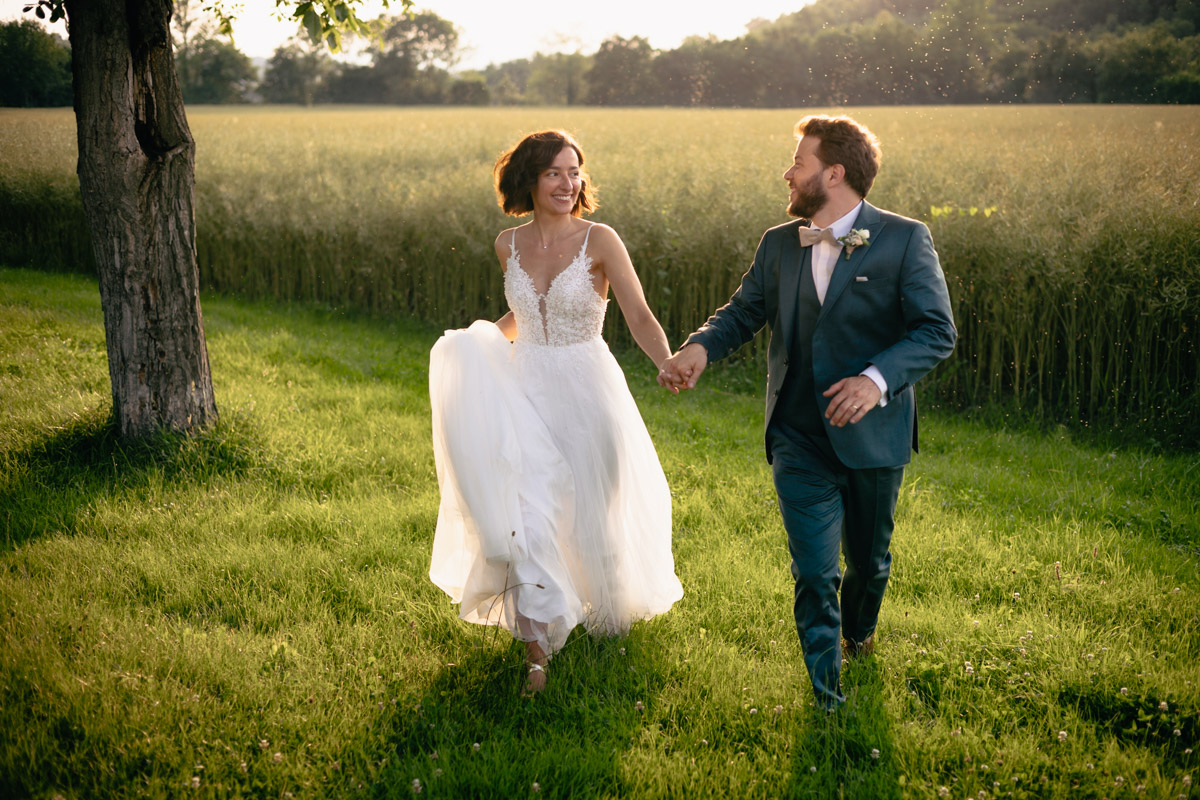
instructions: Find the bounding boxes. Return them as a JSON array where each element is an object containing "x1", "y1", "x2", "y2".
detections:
[{"x1": 428, "y1": 129, "x2": 683, "y2": 693}]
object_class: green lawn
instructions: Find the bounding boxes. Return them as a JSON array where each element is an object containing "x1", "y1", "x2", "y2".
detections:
[{"x1": 1, "y1": 266, "x2": 1197, "y2": 799}]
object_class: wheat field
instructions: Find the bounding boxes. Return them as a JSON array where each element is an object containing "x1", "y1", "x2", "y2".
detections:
[{"x1": 1, "y1": 105, "x2": 1198, "y2": 444}]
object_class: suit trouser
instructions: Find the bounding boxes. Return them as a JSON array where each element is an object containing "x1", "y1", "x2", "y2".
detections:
[{"x1": 766, "y1": 421, "x2": 905, "y2": 707}]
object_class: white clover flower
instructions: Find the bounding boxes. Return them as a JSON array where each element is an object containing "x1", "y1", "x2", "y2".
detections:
[
  {"x1": 810, "y1": 766, "x2": 817, "y2": 773},
  {"x1": 1120, "y1": 687, "x2": 1129, "y2": 695},
  {"x1": 473, "y1": 742, "x2": 481, "y2": 752},
  {"x1": 635, "y1": 701, "x2": 644, "y2": 712},
  {"x1": 1058, "y1": 731, "x2": 1068, "y2": 742},
  {"x1": 871, "y1": 748, "x2": 880, "y2": 759},
  {"x1": 273, "y1": 753, "x2": 282, "y2": 764},
  {"x1": 412, "y1": 778, "x2": 422, "y2": 794},
  {"x1": 532, "y1": 783, "x2": 540, "y2": 793},
  {"x1": 1159, "y1": 701, "x2": 1168, "y2": 711},
  {"x1": 191, "y1": 777, "x2": 200, "y2": 789},
  {"x1": 749, "y1": 708, "x2": 757, "y2": 715},
  {"x1": 938, "y1": 786, "x2": 950, "y2": 797}
]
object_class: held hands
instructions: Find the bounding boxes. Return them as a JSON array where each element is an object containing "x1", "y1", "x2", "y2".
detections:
[
  {"x1": 823, "y1": 375, "x2": 882, "y2": 427},
  {"x1": 657, "y1": 343, "x2": 708, "y2": 393}
]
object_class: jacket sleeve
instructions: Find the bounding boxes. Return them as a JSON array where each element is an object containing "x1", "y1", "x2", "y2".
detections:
[
  {"x1": 869, "y1": 222, "x2": 957, "y2": 401},
  {"x1": 683, "y1": 231, "x2": 772, "y2": 361}
]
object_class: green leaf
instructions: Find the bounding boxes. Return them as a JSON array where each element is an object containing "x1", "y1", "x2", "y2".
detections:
[{"x1": 303, "y1": 9, "x2": 322, "y2": 43}]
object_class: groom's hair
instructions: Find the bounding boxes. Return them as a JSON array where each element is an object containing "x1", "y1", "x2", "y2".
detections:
[
  {"x1": 795, "y1": 116, "x2": 882, "y2": 199},
  {"x1": 493, "y1": 130, "x2": 597, "y2": 217}
]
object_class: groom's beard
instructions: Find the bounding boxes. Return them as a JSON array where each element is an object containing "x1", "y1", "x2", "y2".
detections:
[{"x1": 787, "y1": 172, "x2": 827, "y2": 219}]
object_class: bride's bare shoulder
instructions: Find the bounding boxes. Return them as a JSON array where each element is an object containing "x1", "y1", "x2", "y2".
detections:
[{"x1": 494, "y1": 225, "x2": 523, "y2": 265}]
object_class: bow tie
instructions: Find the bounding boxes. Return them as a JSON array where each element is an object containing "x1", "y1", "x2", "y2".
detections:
[{"x1": 798, "y1": 226, "x2": 838, "y2": 247}]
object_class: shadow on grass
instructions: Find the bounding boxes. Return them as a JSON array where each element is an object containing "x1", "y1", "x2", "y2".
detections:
[
  {"x1": 369, "y1": 630, "x2": 665, "y2": 798},
  {"x1": 0, "y1": 407, "x2": 269, "y2": 550},
  {"x1": 789, "y1": 658, "x2": 901, "y2": 800}
]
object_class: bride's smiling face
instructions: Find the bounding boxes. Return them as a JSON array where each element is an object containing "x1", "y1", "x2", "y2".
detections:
[{"x1": 532, "y1": 146, "x2": 582, "y2": 216}]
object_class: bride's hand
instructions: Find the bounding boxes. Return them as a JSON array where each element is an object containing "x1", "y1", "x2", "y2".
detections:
[{"x1": 658, "y1": 344, "x2": 707, "y2": 392}]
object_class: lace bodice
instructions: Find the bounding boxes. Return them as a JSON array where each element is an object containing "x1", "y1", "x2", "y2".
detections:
[{"x1": 504, "y1": 224, "x2": 608, "y2": 346}]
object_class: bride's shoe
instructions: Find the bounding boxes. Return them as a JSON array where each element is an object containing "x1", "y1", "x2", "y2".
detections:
[{"x1": 523, "y1": 662, "x2": 547, "y2": 695}]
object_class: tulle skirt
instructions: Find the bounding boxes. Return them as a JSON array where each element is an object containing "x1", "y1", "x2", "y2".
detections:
[{"x1": 428, "y1": 321, "x2": 682, "y2": 656}]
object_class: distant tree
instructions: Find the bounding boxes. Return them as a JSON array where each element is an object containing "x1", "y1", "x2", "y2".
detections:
[
  {"x1": 1094, "y1": 23, "x2": 1195, "y2": 102},
  {"x1": 527, "y1": 51, "x2": 590, "y2": 105},
  {"x1": 695, "y1": 38, "x2": 760, "y2": 106},
  {"x1": 1158, "y1": 69, "x2": 1200, "y2": 102},
  {"x1": 172, "y1": 0, "x2": 213, "y2": 93},
  {"x1": 647, "y1": 39, "x2": 711, "y2": 106},
  {"x1": 0, "y1": 19, "x2": 72, "y2": 107},
  {"x1": 182, "y1": 37, "x2": 255, "y2": 103},
  {"x1": 922, "y1": 0, "x2": 993, "y2": 102},
  {"x1": 585, "y1": 35, "x2": 654, "y2": 105},
  {"x1": 370, "y1": 10, "x2": 459, "y2": 103},
  {"x1": 261, "y1": 41, "x2": 332, "y2": 105},
  {"x1": 1022, "y1": 32, "x2": 1097, "y2": 102},
  {"x1": 170, "y1": 0, "x2": 254, "y2": 104},
  {"x1": 449, "y1": 73, "x2": 490, "y2": 105},
  {"x1": 482, "y1": 58, "x2": 533, "y2": 104}
]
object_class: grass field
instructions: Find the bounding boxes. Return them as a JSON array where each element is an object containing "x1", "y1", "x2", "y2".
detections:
[
  {"x1": 1, "y1": 266, "x2": 1197, "y2": 798},
  {"x1": 1, "y1": 105, "x2": 1198, "y2": 445}
]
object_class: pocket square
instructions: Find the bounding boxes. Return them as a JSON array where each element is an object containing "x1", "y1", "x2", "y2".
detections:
[{"x1": 855, "y1": 276, "x2": 869, "y2": 282}]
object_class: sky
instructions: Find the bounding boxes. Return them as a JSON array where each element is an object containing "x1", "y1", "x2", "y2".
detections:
[{"x1": 1, "y1": 0, "x2": 816, "y2": 71}]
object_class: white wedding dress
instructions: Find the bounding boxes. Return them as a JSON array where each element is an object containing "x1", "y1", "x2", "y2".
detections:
[{"x1": 428, "y1": 223, "x2": 683, "y2": 657}]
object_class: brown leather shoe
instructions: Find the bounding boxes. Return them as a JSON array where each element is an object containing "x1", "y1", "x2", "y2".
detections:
[{"x1": 842, "y1": 634, "x2": 875, "y2": 660}]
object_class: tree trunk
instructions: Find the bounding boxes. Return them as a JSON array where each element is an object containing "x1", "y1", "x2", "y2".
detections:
[{"x1": 65, "y1": 0, "x2": 217, "y2": 437}]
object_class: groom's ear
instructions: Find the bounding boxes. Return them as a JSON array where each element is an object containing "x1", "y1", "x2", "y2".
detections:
[{"x1": 826, "y1": 162, "x2": 846, "y2": 187}]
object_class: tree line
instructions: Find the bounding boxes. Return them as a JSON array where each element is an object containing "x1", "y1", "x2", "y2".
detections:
[{"x1": 3, "y1": 0, "x2": 1199, "y2": 108}]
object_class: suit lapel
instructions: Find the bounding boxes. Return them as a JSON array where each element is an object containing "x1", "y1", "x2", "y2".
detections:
[
  {"x1": 819, "y1": 201, "x2": 882, "y2": 321},
  {"x1": 778, "y1": 221, "x2": 803, "y2": 353}
]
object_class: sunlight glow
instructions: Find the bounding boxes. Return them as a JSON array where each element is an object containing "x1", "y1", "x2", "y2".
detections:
[{"x1": 0, "y1": 0, "x2": 818, "y2": 70}]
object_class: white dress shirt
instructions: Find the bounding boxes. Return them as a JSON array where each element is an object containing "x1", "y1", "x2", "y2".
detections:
[{"x1": 807, "y1": 202, "x2": 889, "y2": 406}]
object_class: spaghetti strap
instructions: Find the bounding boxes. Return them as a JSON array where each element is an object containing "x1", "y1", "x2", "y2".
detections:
[
  {"x1": 510, "y1": 228, "x2": 519, "y2": 257},
  {"x1": 581, "y1": 222, "x2": 594, "y2": 251}
]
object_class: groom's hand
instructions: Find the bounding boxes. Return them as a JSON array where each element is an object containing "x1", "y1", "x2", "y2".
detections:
[
  {"x1": 823, "y1": 376, "x2": 882, "y2": 427},
  {"x1": 658, "y1": 344, "x2": 708, "y2": 392}
]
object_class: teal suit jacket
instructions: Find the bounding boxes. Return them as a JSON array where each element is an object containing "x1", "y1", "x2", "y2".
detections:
[{"x1": 685, "y1": 202, "x2": 957, "y2": 469}]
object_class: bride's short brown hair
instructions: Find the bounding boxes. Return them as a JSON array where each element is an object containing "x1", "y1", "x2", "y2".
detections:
[{"x1": 493, "y1": 130, "x2": 597, "y2": 217}]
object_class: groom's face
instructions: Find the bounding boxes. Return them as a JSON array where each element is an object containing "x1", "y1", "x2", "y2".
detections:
[{"x1": 784, "y1": 136, "x2": 829, "y2": 220}]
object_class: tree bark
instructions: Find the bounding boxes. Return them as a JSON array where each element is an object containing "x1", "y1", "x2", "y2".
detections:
[{"x1": 65, "y1": 0, "x2": 217, "y2": 437}]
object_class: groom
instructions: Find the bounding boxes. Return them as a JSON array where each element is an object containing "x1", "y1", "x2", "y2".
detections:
[{"x1": 660, "y1": 115, "x2": 956, "y2": 708}]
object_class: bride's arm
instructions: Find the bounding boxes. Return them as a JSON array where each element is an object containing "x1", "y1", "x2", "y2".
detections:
[
  {"x1": 493, "y1": 232, "x2": 518, "y2": 342},
  {"x1": 495, "y1": 311, "x2": 517, "y2": 342},
  {"x1": 593, "y1": 225, "x2": 672, "y2": 369}
]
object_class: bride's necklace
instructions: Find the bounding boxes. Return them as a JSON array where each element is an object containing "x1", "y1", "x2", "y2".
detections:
[{"x1": 533, "y1": 223, "x2": 572, "y2": 250}]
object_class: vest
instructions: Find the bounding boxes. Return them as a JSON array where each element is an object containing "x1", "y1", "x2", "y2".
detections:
[{"x1": 775, "y1": 247, "x2": 825, "y2": 436}]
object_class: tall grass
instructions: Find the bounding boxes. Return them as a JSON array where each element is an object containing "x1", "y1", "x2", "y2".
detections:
[
  {"x1": 1, "y1": 106, "x2": 1197, "y2": 445},
  {"x1": 1, "y1": 267, "x2": 1198, "y2": 799}
]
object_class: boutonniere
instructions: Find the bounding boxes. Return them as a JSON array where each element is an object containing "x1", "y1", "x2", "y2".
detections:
[{"x1": 837, "y1": 229, "x2": 870, "y2": 260}]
